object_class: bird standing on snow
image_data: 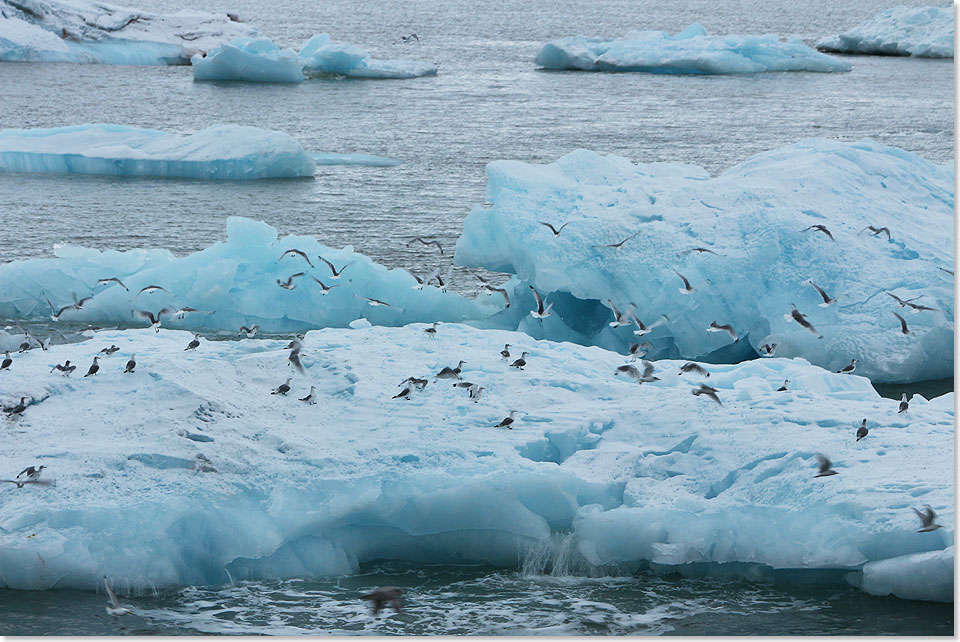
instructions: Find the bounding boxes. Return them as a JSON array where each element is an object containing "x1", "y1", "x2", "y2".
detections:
[
  {"x1": 185, "y1": 334, "x2": 200, "y2": 351},
  {"x1": 123, "y1": 354, "x2": 136, "y2": 373},
  {"x1": 424, "y1": 322, "x2": 438, "y2": 337},
  {"x1": 495, "y1": 411, "x2": 519, "y2": 429},
  {"x1": 898, "y1": 393, "x2": 909, "y2": 413},
  {"x1": 299, "y1": 386, "x2": 317, "y2": 404},
  {"x1": 272, "y1": 378, "x2": 292, "y2": 395},
  {"x1": 836, "y1": 358, "x2": 857, "y2": 374},
  {"x1": 435, "y1": 361, "x2": 465, "y2": 381},
  {"x1": 84, "y1": 356, "x2": 100, "y2": 377},
  {"x1": 776, "y1": 379, "x2": 789, "y2": 392},
  {"x1": 510, "y1": 352, "x2": 528, "y2": 369},
  {"x1": 856, "y1": 419, "x2": 868, "y2": 442},
  {"x1": 1, "y1": 351, "x2": 11, "y2": 370},
  {"x1": 500, "y1": 344, "x2": 511, "y2": 360},
  {"x1": 4, "y1": 397, "x2": 28, "y2": 416}
]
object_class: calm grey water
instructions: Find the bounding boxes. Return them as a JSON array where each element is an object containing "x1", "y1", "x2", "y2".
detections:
[{"x1": 0, "y1": 0, "x2": 953, "y2": 635}]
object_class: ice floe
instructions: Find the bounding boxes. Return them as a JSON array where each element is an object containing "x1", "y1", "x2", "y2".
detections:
[{"x1": 817, "y1": 6, "x2": 954, "y2": 58}]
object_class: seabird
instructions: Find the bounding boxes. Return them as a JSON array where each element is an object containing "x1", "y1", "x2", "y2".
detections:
[
  {"x1": 435, "y1": 361, "x2": 465, "y2": 380},
  {"x1": 595, "y1": 231, "x2": 640, "y2": 250},
  {"x1": 1, "y1": 351, "x2": 10, "y2": 370},
  {"x1": 898, "y1": 393, "x2": 909, "y2": 413},
  {"x1": 0, "y1": 478, "x2": 55, "y2": 489},
  {"x1": 288, "y1": 340, "x2": 305, "y2": 374},
  {"x1": 529, "y1": 285, "x2": 553, "y2": 319},
  {"x1": 277, "y1": 273, "x2": 305, "y2": 290},
  {"x1": 912, "y1": 505, "x2": 943, "y2": 532},
  {"x1": 136, "y1": 285, "x2": 169, "y2": 297},
  {"x1": 628, "y1": 341, "x2": 652, "y2": 359},
  {"x1": 801, "y1": 225, "x2": 835, "y2": 241},
  {"x1": 814, "y1": 453, "x2": 839, "y2": 477},
  {"x1": 134, "y1": 307, "x2": 175, "y2": 332},
  {"x1": 540, "y1": 221, "x2": 570, "y2": 237},
  {"x1": 100, "y1": 345, "x2": 120, "y2": 355},
  {"x1": 424, "y1": 322, "x2": 438, "y2": 337},
  {"x1": 892, "y1": 311, "x2": 914, "y2": 336},
  {"x1": 402, "y1": 376, "x2": 428, "y2": 390},
  {"x1": 468, "y1": 384, "x2": 485, "y2": 402},
  {"x1": 483, "y1": 284, "x2": 511, "y2": 308},
  {"x1": 5, "y1": 397, "x2": 28, "y2": 416},
  {"x1": 784, "y1": 304, "x2": 823, "y2": 338},
  {"x1": 239, "y1": 325, "x2": 260, "y2": 338},
  {"x1": 616, "y1": 360, "x2": 658, "y2": 383},
  {"x1": 510, "y1": 352, "x2": 528, "y2": 369},
  {"x1": 607, "y1": 300, "x2": 636, "y2": 327},
  {"x1": 123, "y1": 354, "x2": 136, "y2": 373},
  {"x1": 37, "y1": 335, "x2": 53, "y2": 351},
  {"x1": 17, "y1": 465, "x2": 46, "y2": 481},
  {"x1": 776, "y1": 379, "x2": 789, "y2": 392},
  {"x1": 678, "y1": 247, "x2": 720, "y2": 257},
  {"x1": 836, "y1": 358, "x2": 857, "y2": 374},
  {"x1": 279, "y1": 248, "x2": 314, "y2": 267},
  {"x1": 299, "y1": 386, "x2": 317, "y2": 404},
  {"x1": 759, "y1": 343, "x2": 777, "y2": 356},
  {"x1": 495, "y1": 410, "x2": 518, "y2": 429},
  {"x1": 84, "y1": 356, "x2": 100, "y2": 377},
  {"x1": 673, "y1": 270, "x2": 702, "y2": 295},
  {"x1": 453, "y1": 381, "x2": 475, "y2": 389},
  {"x1": 103, "y1": 576, "x2": 133, "y2": 616},
  {"x1": 393, "y1": 384, "x2": 413, "y2": 400},
  {"x1": 886, "y1": 292, "x2": 922, "y2": 308},
  {"x1": 361, "y1": 587, "x2": 403, "y2": 615},
  {"x1": 691, "y1": 383, "x2": 722, "y2": 405},
  {"x1": 272, "y1": 377, "x2": 292, "y2": 395},
  {"x1": 184, "y1": 334, "x2": 200, "y2": 351},
  {"x1": 319, "y1": 256, "x2": 353, "y2": 279},
  {"x1": 51, "y1": 360, "x2": 74, "y2": 375},
  {"x1": 400, "y1": 33, "x2": 419, "y2": 43},
  {"x1": 500, "y1": 344, "x2": 511, "y2": 360},
  {"x1": 406, "y1": 237, "x2": 444, "y2": 255},
  {"x1": 18, "y1": 336, "x2": 31, "y2": 353},
  {"x1": 707, "y1": 321, "x2": 739, "y2": 343},
  {"x1": 807, "y1": 280, "x2": 835, "y2": 306},
  {"x1": 631, "y1": 314, "x2": 668, "y2": 337},
  {"x1": 358, "y1": 296, "x2": 403, "y2": 312},
  {"x1": 96, "y1": 277, "x2": 129, "y2": 291},
  {"x1": 860, "y1": 225, "x2": 891, "y2": 240},
  {"x1": 939, "y1": 267, "x2": 954, "y2": 276},
  {"x1": 172, "y1": 307, "x2": 209, "y2": 320},
  {"x1": 679, "y1": 362, "x2": 710, "y2": 377},
  {"x1": 45, "y1": 296, "x2": 84, "y2": 321},
  {"x1": 311, "y1": 276, "x2": 340, "y2": 295},
  {"x1": 856, "y1": 419, "x2": 868, "y2": 441}
]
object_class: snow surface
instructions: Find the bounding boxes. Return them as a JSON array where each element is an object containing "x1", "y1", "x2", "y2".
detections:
[
  {"x1": 0, "y1": 324, "x2": 952, "y2": 600},
  {"x1": 816, "y1": 6, "x2": 954, "y2": 58},
  {"x1": 861, "y1": 547, "x2": 953, "y2": 602},
  {"x1": 0, "y1": 217, "x2": 492, "y2": 332},
  {"x1": 0, "y1": 124, "x2": 317, "y2": 179},
  {"x1": 454, "y1": 138, "x2": 955, "y2": 383},
  {"x1": 0, "y1": 0, "x2": 257, "y2": 64},
  {"x1": 535, "y1": 23, "x2": 851, "y2": 74},
  {"x1": 192, "y1": 33, "x2": 437, "y2": 82}
]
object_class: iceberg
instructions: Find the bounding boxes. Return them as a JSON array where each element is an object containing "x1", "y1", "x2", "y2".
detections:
[
  {"x1": 0, "y1": 216, "x2": 492, "y2": 333},
  {"x1": 191, "y1": 33, "x2": 437, "y2": 82},
  {"x1": 536, "y1": 23, "x2": 852, "y2": 73},
  {"x1": 0, "y1": 0, "x2": 257, "y2": 64},
  {"x1": 816, "y1": 6, "x2": 954, "y2": 58},
  {"x1": 454, "y1": 139, "x2": 954, "y2": 383},
  {"x1": 0, "y1": 324, "x2": 952, "y2": 601},
  {"x1": 861, "y1": 547, "x2": 953, "y2": 602},
  {"x1": 0, "y1": 124, "x2": 317, "y2": 179}
]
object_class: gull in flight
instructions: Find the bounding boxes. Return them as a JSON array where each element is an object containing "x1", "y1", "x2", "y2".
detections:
[
  {"x1": 912, "y1": 505, "x2": 943, "y2": 532},
  {"x1": 892, "y1": 311, "x2": 914, "y2": 336},
  {"x1": 595, "y1": 231, "x2": 640, "y2": 250},
  {"x1": 759, "y1": 343, "x2": 777, "y2": 356},
  {"x1": 784, "y1": 304, "x2": 823, "y2": 338},
  {"x1": 529, "y1": 285, "x2": 553, "y2": 319},
  {"x1": 136, "y1": 285, "x2": 169, "y2": 297},
  {"x1": 691, "y1": 383, "x2": 722, "y2": 405},
  {"x1": 607, "y1": 300, "x2": 636, "y2": 327},
  {"x1": 278, "y1": 248, "x2": 314, "y2": 267},
  {"x1": 679, "y1": 362, "x2": 710, "y2": 377},
  {"x1": 859, "y1": 225, "x2": 891, "y2": 240},
  {"x1": 707, "y1": 321, "x2": 739, "y2": 343},
  {"x1": 96, "y1": 277, "x2": 129, "y2": 291},
  {"x1": 45, "y1": 294, "x2": 91, "y2": 321},
  {"x1": 482, "y1": 284, "x2": 510, "y2": 308},
  {"x1": 678, "y1": 247, "x2": 721, "y2": 257},
  {"x1": 134, "y1": 307, "x2": 175, "y2": 332},
  {"x1": 540, "y1": 221, "x2": 570, "y2": 237},
  {"x1": 103, "y1": 576, "x2": 133, "y2": 616},
  {"x1": 631, "y1": 314, "x2": 667, "y2": 336},
  {"x1": 674, "y1": 270, "x2": 707, "y2": 294},
  {"x1": 311, "y1": 276, "x2": 340, "y2": 295},
  {"x1": 357, "y1": 296, "x2": 404, "y2": 312},
  {"x1": 361, "y1": 587, "x2": 404, "y2": 615},
  {"x1": 406, "y1": 237, "x2": 444, "y2": 255},
  {"x1": 801, "y1": 225, "x2": 835, "y2": 241},
  {"x1": 239, "y1": 325, "x2": 260, "y2": 338},
  {"x1": 319, "y1": 256, "x2": 353, "y2": 279},
  {"x1": 807, "y1": 280, "x2": 835, "y2": 306},
  {"x1": 277, "y1": 273, "x2": 305, "y2": 290},
  {"x1": 814, "y1": 453, "x2": 838, "y2": 477}
]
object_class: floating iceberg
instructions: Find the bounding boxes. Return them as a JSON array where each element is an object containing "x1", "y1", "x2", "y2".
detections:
[
  {"x1": 0, "y1": 216, "x2": 491, "y2": 333},
  {"x1": 536, "y1": 23, "x2": 851, "y2": 73},
  {"x1": 0, "y1": 124, "x2": 317, "y2": 179},
  {"x1": 192, "y1": 33, "x2": 437, "y2": 82},
  {"x1": 816, "y1": 6, "x2": 954, "y2": 58},
  {"x1": 0, "y1": 0, "x2": 257, "y2": 64},
  {"x1": 0, "y1": 324, "x2": 951, "y2": 600},
  {"x1": 455, "y1": 139, "x2": 954, "y2": 383},
  {"x1": 861, "y1": 547, "x2": 953, "y2": 602}
]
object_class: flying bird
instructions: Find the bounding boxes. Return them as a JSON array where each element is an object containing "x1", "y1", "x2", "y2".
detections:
[
  {"x1": 358, "y1": 296, "x2": 403, "y2": 312},
  {"x1": 406, "y1": 237, "x2": 444, "y2": 255},
  {"x1": 912, "y1": 505, "x2": 943, "y2": 532},
  {"x1": 801, "y1": 225, "x2": 835, "y2": 241},
  {"x1": 595, "y1": 231, "x2": 640, "y2": 250},
  {"x1": 96, "y1": 277, "x2": 129, "y2": 291},
  {"x1": 529, "y1": 285, "x2": 553, "y2": 320},
  {"x1": 707, "y1": 321, "x2": 739, "y2": 342},
  {"x1": 691, "y1": 384, "x2": 721, "y2": 405},
  {"x1": 807, "y1": 280, "x2": 835, "y2": 306},
  {"x1": 859, "y1": 225, "x2": 891, "y2": 240},
  {"x1": 361, "y1": 587, "x2": 403, "y2": 615},
  {"x1": 288, "y1": 340, "x2": 305, "y2": 374},
  {"x1": 607, "y1": 300, "x2": 636, "y2": 327},
  {"x1": 540, "y1": 221, "x2": 570, "y2": 237},
  {"x1": 784, "y1": 304, "x2": 823, "y2": 338},
  {"x1": 482, "y1": 284, "x2": 510, "y2": 308},
  {"x1": 679, "y1": 362, "x2": 710, "y2": 377},
  {"x1": 673, "y1": 270, "x2": 702, "y2": 295},
  {"x1": 631, "y1": 314, "x2": 668, "y2": 337},
  {"x1": 435, "y1": 361, "x2": 465, "y2": 380},
  {"x1": 892, "y1": 312, "x2": 914, "y2": 336},
  {"x1": 136, "y1": 285, "x2": 169, "y2": 296},
  {"x1": 103, "y1": 576, "x2": 133, "y2": 616},
  {"x1": 678, "y1": 247, "x2": 720, "y2": 257},
  {"x1": 310, "y1": 276, "x2": 340, "y2": 295},
  {"x1": 814, "y1": 453, "x2": 839, "y2": 477},
  {"x1": 134, "y1": 307, "x2": 175, "y2": 332},
  {"x1": 278, "y1": 248, "x2": 314, "y2": 267},
  {"x1": 99, "y1": 345, "x2": 119, "y2": 355},
  {"x1": 277, "y1": 273, "x2": 305, "y2": 290},
  {"x1": 17, "y1": 465, "x2": 46, "y2": 481},
  {"x1": 759, "y1": 343, "x2": 777, "y2": 357},
  {"x1": 239, "y1": 325, "x2": 260, "y2": 338},
  {"x1": 319, "y1": 256, "x2": 353, "y2": 279}
]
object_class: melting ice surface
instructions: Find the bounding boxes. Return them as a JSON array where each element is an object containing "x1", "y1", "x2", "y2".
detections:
[
  {"x1": 0, "y1": 0, "x2": 257, "y2": 64},
  {"x1": 816, "y1": 6, "x2": 954, "y2": 58},
  {"x1": 0, "y1": 216, "x2": 492, "y2": 332},
  {"x1": 0, "y1": 324, "x2": 952, "y2": 603},
  {"x1": 192, "y1": 33, "x2": 437, "y2": 82},
  {"x1": 535, "y1": 23, "x2": 851, "y2": 73},
  {"x1": 455, "y1": 138, "x2": 955, "y2": 383}
]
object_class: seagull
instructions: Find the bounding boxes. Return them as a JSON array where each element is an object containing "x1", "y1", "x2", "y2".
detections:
[
  {"x1": 45, "y1": 296, "x2": 84, "y2": 321},
  {"x1": 134, "y1": 307, "x2": 175, "y2": 332},
  {"x1": 510, "y1": 352, "x2": 528, "y2": 369},
  {"x1": 5, "y1": 397, "x2": 28, "y2": 416},
  {"x1": 679, "y1": 362, "x2": 710, "y2": 377},
  {"x1": 435, "y1": 361, "x2": 465, "y2": 380},
  {"x1": 807, "y1": 280, "x2": 835, "y2": 306},
  {"x1": 482, "y1": 284, "x2": 511, "y2": 308},
  {"x1": 692, "y1": 384, "x2": 722, "y2": 405},
  {"x1": 500, "y1": 344, "x2": 511, "y2": 360},
  {"x1": 318, "y1": 256, "x2": 353, "y2": 279},
  {"x1": 468, "y1": 384, "x2": 485, "y2": 402},
  {"x1": 860, "y1": 225, "x2": 891, "y2": 240},
  {"x1": 361, "y1": 587, "x2": 403, "y2": 615},
  {"x1": 892, "y1": 312, "x2": 914, "y2": 336},
  {"x1": 776, "y1": 379, "x2": 789, "y2": 392},
  {"x1": 0, "y1": 478, "x2": 55, "y2": 489},
  {"x1": 184, "y1": 334, "x2": 201, "y2": 351},
  {"x1": 239, "y1": 325, "x2": 260, "y2": 338},
  {"x1": 272, "y1": 378, "x2": 292, "y2": 395},
  {"x1": 96, "y1": 277, "x2": 129, "y2": 291},
  {"x1": 595, "y1": 231, "x2": 640, "y2": 250},
  {"x1": 194, "y1": 453, "x2": 217, "y2": 473},
  {"x1": 912, "y1": 505, "x2": 943, "y2": 532},
  {"x1": 801, "y1": 225, "x2": 835, "y2": 241},
  {"x1": 607, "y1": 300, "x2": 636, "y2": 328},
  {"x1": 18, "y1": 336, "x2": 31, "y2": 353},
  {"x1": 288, "y1": 340, "x2": 305, "y2": 374},
  {"x1": 277, "y1": 273, "x2": 305, "y2": 290},
  {"x1": 495, "y1": 410, "x2": 518, "y2": 429},
  {"x1": 400, "y1": 33, "x2": 419, "y2": 43},
  {"x1": 99, "y1": 345, "x2": 120, "y2": 355},
  {"x1": 358, "y1": 296, "x2": 403, "y2": 312},
  {"x1": 172, "y1": 307, "x2": 209, "y2": 320},
  {"x1": 1, "y1": 351, "x2": 10, "y2": 370},
  {"x1": 401, "y1": 377, "x2": 428, "y2": 390},
  {"x1": 84, "y1": 356, "x2": 100, "y2": 377},
  {"x1": 616, "y1": 360, "x2": 658, "y2": 383},
  {"x1": 136, "y1": 285, "x2": 169, "y2": 297},
  {"x1": 453, "y1": 381, "x2": 475, "y2": 389},
  {"x1": 50, "y1": 360, "x2": 74, "y2": 375},
  {"x1": 17, "y1": 465, "x2": 46, "y2": 481},
  {"x1": 836, "y1": 358, "x2": 857, "y2": 374},
  {"x1": 631, "y1": 314, "x2": 667, "y2": 337},
  {"x1": 784, "y1": 304, "x2": 823, "y2": 338},
  {"x1": 279, "y1": 248, "x2": 314, "y2": 267},
  {"x1": 529, "y1": 285, "x2": 553, "y2": 319},
  {"x1": 124, "y1": 354, "x2": 136, "y2": 373},
  {"x1": 103, "y1": 576, "x2": 133, "y2": 616},
  {"x1": 904, "y1": 300, "x2": 938, "y2": 314},
  {"x1": 759, "y1": 343, "x2": 777, "y2": 357},
  {"x1": 856, "y1": 419, "x2": 868, "y2": 441},
  {"x1": 299, "y1": 386, "x2": 317, "y2": 404},
  {"x1": 707, "y1": 321, "x2": 739, "y2": 343},
  {"x1": 886, "y1": 292, "x2": 923, "y2": 308},
  {"x1": 678, "y1": 247, "x2": 720, "y2": 257},
  {"x1": 673, "y1": 270, "x2": 702, "y2": 295},
  {"x1": 406, "y1": 237, "x2": 444, "y2": 254},
  {"x1": 424, "y1": 322, "x2": 438, "y2": 337},
  {"x1": 311, "y1": 276, "x2": 340, "y2": 295},
  {"x1": 898, "y1": 393, "x2": 909, "y2": 413},
  {"x1": 814, "y1": 453, "x2": 839, "y2": 477},
  {"x1": 393, "y1": 384, "x2": 413, "y2": 400},
  {"x1": 540, "y1": 221, "x2": 570, "y2": 237},
  {"x1": 628, "y1": 341, "x2": 652, "y2": 359}
]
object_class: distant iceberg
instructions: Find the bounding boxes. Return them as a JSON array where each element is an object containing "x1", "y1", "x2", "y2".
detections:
[
  {"x1": 536, "y1": 23, "x2": 852, "y2": 73},
  {"x1": 192, "y1": 33, "x2": 437, "y2": 82},
  {"x1": 455, "y1": 139, "x2": 954, "y2": 383},
  {"x1": 0, "y1": 0, "x2": 258, "y2": 64},
  {"x1": 0, "y1": 124, "x2": 317, "y2": 179},
  {"x1": 817, "y1": 6, "x2": 954, "y2": 58},
  {"x1": 0, "y1": 324, "x2": 952, "y2": 598},
  {"x1": 0, "y1": 216, "x2": 491, "y2": 332}
]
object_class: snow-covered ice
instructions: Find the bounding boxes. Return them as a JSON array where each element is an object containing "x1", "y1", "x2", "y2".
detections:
[
  {"x1": 535, "y1": 23, "x2": 852, "y2": 73},
  {"x1": 192, "y1": 33, "x2": 437, "y2": 82},
  {"x1": 860, "y1": 547, "x2": 953, "y2": 602},
  {"x1": 0, "y1": 217, "x2": 492, "y2": 333},
  {"x1": 817, "y1": 6, "x2": 954, "y2": 58},
  {"x1": 0, "y1": 324, "x2": 951, "y2": 601},
  {"x1": 455, "y1": 139, "x2": 954, "y2": 383},
  {"x1": 0, "y1": 0, "x2": 257, "y2": 64},
  {"x1": 0, "y1": 124, "x2": 317, "y2": 179}
]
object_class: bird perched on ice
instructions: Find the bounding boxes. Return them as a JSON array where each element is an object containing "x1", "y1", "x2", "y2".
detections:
[
  {"x1": 17, "y1": 465, "x2": 46, "y2": 481},
  {"x1": 4, "y1": 397, "x2": 28, "y2": 416},
  {"x1": 103, "y1": 576, "x2": 133, "y2": 616},
  {"x1": 529, "y1": 285, "x2": 553, "y2": 320},
  {"x1": 123, "y1": 354, "x2": 136, "y2": 373},
  {"x1": 707, "y1": 321, "x2": 738, "y2": 342},
  {"x1": 51, "y1": 360, "x2": 75, "y2": 376},
  {"x1": 814, "y1": 453, "x2": 838, "y2": 477},
  {"x1": 784, "y1": 304, "x2": 823, "y2": 339},
  {"x1": 912, "y1": 505, "x2": 943, "y2": 532},
  {"x1": 272, "y1": 378, "x2": 292, "y2": 395},
  {"x1": 807, "y1": 280, "x2": 835, "y2": 306},
  {"x1": 495, "y1": 411, "x2": 519, "y2": 429},
  {"x1": 856, "y1": 419, "x2": 868, "y2": 442},
  {"x1": 18, "y1": 335, "x2": 32, "y2": 353},
  {"x1": 691, "y1": 384, "x2": 722, "y2": 405},
  {"x1": 468, "y1": 384, "x2": 485, "y2": 402},
  {"x1": 836, "y1": 358, "x2": 857, "y2": 374},
  {"x1": 184, "y1": 334, "x2": 201, "y2": 351},
  {"x1": 801, "y1": 225, "x2": 835, "y2": 241},
  {"x1": 361, "y1": 587, "x2": 403, "y2": 615},
  {"x1": 84, "y1": 356, "x2": 100, "y2": 377},
  {"x1": 510, "y1": 352, "x2": 528, "y2": 369},
  {"x1": 500, "y1": 344, "x2": 511, "y2": 360},
  {"x1": 424, "y1": 322, "x2": 438, "y2": 337},
  {"x1": 1, "y1": 351, "x2": 11, "y2": 370},
  {"x1": 776, "y1": 379, "x2": 789, "y2": 392},
  {"x1": 299, "y1": 386, "x2": 317, "y2": 404},
  {"x1": 898, "y1": 393, "x2": 909, "y2": 413}
]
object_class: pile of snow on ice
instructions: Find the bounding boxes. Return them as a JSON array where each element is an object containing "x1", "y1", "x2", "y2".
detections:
[
  {"x1": 816, "y1": 6, "x2": 954, "y2": 58},
  {"x1": 535, "y1": 23, "x2": 851, "y2": 73},
  {"x1": 454, "y1": 138, "x2": 954, "y2": 383},
  {"x1": 0, "y1": 216, "x2": 491, "y2": 332},
  {"x1": 0, "y1": 0, "x2": 257, "y2": 64},
  {"x1": 0, "y1": 324, "x2": 951, "y2": 601},
  {"x1": 0, "y1": 124, "x2": 316, "y2": 179}
]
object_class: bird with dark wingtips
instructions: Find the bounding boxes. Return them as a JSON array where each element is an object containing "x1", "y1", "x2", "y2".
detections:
[
  {"x1": 898, "y1": 393, "x2": 909, "y2": 413},
  {"x1": 692, "y1": 384, "x2": 721, "y2": 405},
  {"x1": 124, "y1": 354, "x2": 137, "y2": 373},
  {"x1": 540, "y1": 221, "x2": 570, "y2": 237},
  {"x1": 361, "y1": 587, "x2": 403, "y2": 615},
  {"x1": 679, "y1": 362, "x2": 710, "y2": 377},
  {"x1": 836, "y1": 358, "x2": 857, "y2": 374},
  {"x1": 185, "y1": 334, "x2": 201, "y2": 351},
  {"x1": 495, "y1": 411, "x2": 518, "y2": 429},
  {"x1": 801, "y1": 225, "x2": 835, "y2": 241},
  {"x1": 272, "y1": 378, "x2": 292, "y2": 395},
  {"x1": 776, "y1": 379, "x2": 789, "y2": 392},
  {"x1": 4, "y1": 397, "x2": 28, "y2": 416},
  {"x1": 856, "y1": 419, "x2": 868, "y2": 442},
  {"x1": 814, "y1": 453, "x2": 838, "y2": 477},
  {"x1": 912, "y1": 505, "x2": 943, "y2": 532},
  {"x1": 860, "y1": 225, "x2": 891, "y2": 240},
  {"x1": 84, "y1": 356, "x2": 100, "y2": 377},
  {"x1": 510, "y1": 352, "x2": 528, "y2": 370}
]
